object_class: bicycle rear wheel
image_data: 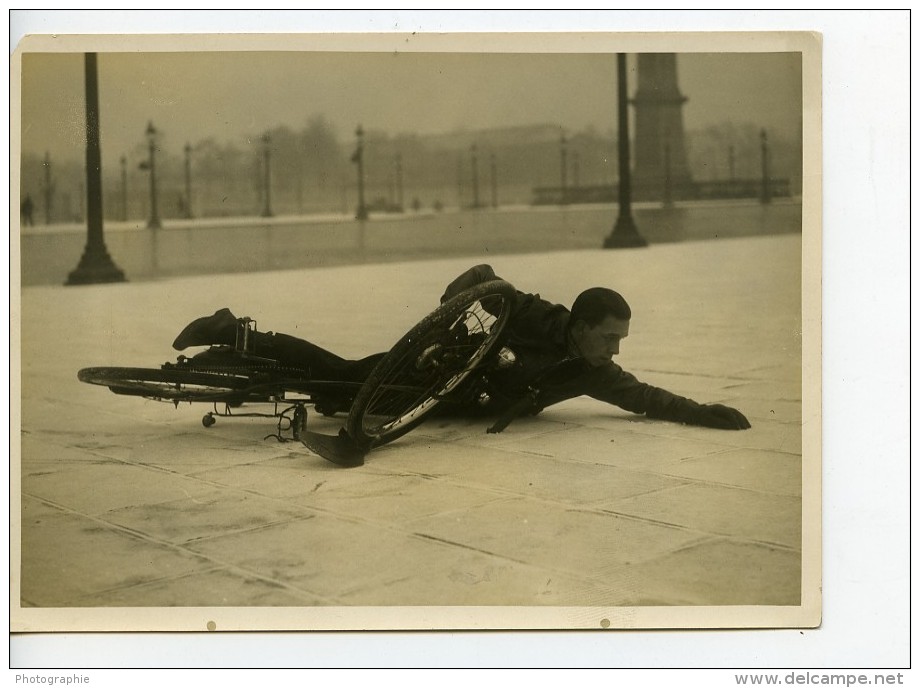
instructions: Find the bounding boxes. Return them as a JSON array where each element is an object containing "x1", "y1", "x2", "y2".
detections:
[
  {"x1": 345, "y1": 279, "x2": 515, "y2": 450},
  {"x1": 78, "y1": 366, "x2": 262, "y2": 403}
]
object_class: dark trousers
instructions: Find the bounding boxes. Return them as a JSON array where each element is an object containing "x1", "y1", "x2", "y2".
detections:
[
  {"x1": 248, "y1": 331, "x2": 505, "y2": 419},
  {"x1": 250, "y1": 331, "x2": 385, "y2": 383}
]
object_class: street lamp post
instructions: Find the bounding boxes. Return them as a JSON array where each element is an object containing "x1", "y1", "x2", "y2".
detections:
[
  {"x1": 760, "y1": 128, "x2": 772, "y2": 205},
  {"x1": 184, "y1": 142, "x2": 193, "y2": 218},
  {"x1": 560, "y1": 133, "x2": 568, "y2": 205},
  {"x1": 120, "y1": 155, "x2": 127, "y2": 221},
  {"x1": 395, "y1": 153, "x2": 404, "y2": 211},
  {"x1": 353, "y1": 125, "x2": 368, "y2": 220},
  {"x1": 145, "y1": 121, "x2": 161, "y2": 229},
  {"x1": 66, "y1": 52, "x2": 125, "y2": 285},
  {"x1": 456, "y1": 155, "x2": 463, "y2": 209},
  {"x1": 663, "y1": 132, "x2": 673, "y2": 208},
  {"x1": 42, "y1": 152, "x2": 53, "y2": 224},
  {"x1": 470, "y1": 144, "x2": 480, "y2": 209},
  {"x1": 573, "y1": 151, "x2": 580, "y2": 189},
  {"x1": 604, "y1": 53, "x2": 647, "y2": 249},
  {"x1": 261, "y1": 133, "x2": 273, "y2": 218},
  {"x1": 490, "y1": 153, "x2": 498, "y2": 209}
]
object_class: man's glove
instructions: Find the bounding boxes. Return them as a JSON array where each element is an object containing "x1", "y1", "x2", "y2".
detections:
[{"x1": 692, "y1": 403, "x2": 751, "y2": 430}]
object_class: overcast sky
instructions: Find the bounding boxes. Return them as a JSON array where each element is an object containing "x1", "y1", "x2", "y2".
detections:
[{"x1": 18, "y1": 48, "x2": 802, "y2": 169}]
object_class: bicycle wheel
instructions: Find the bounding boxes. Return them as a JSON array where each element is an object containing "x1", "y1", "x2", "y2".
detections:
[
  {"x1": 345, "y1": 279, "x2": 516, "y2": 450},
  {"x1": 78, "y1": 366, "x2": 262, "y2": 403}
]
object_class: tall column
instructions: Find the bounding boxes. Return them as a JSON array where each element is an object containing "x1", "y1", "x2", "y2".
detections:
[{"x1": 631, "y1": 53, "x2": 693, "y2": 201}]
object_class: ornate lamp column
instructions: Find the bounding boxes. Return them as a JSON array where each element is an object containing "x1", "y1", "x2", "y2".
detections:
[
  {"x1": 760, "y1": 129, "x2": 772, "y2": 205},
  {"x1": 144, "y1": 121, "x2": 161, "y2": 229},
  {"x1": 42, "y1": 152, "x2": 53, "y2": 224},
  {"x1": 604, "y1": 53, "x2": 647, "y2": 249},
  {"x1": 261, "y1": 133, "x2": 273, "y2": 218},
  {"x1": 120, "y1": 154, "x2": 127, "y2": 221},
  {"x1": 184, "y1": 142, "x2": 194, "y2": 218},
  {"x1": 353, "y1": 125, "x2": 368, "y2": 220},
  {"x1": 395, "y1": 153, "x2": 404, "y2": 211},
  {"x1": 560, "y1": 132, "x2": 568, "y2": 205},
  {"x1": 490, "y1": 153, "x2": 498, "y2": 209},
  {"x1": 66, "y1": 52, "x2": 125, "y2": 285},
  {"x1": 470, "y1": 144, "x2": 481, "y2": 209}
]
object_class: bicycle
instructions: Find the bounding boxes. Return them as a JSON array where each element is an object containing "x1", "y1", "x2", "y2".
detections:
[{"x1": 78, "y1": 280, "x2": 517, "y2": 467}]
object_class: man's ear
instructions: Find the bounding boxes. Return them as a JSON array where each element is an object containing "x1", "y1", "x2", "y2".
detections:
[{"x1": 570, "y1": 320, "x2": 588, "y2": 337}]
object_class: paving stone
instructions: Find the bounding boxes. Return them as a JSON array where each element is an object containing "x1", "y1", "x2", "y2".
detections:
[
  {"x1": 598, "y1": 538, "x2": 801, "y2": 606},
  {"x1": 99, "y1": 489, "x2": 317, "y2": 546},
  {"x1": 601, "y1": 482, "x2": 802, "y2": 549},
  {"x1": 19, "y1": 496, "x2": 213, "y2": 607},
  {"x1": 338, "y1": 549, "x2": 631, "y2": 607},
  {"x1": 659, "y1": 448, "x2": 802, "y2": 497},
  {"x1": 622, "y1": 418, "x2": 803, "y2": 457},
  {"x1": 427, "y1": 450, "x2": 691, "y2": 505},
  {"x1": 359, "y1": 439, "x2": 509, "y2": 478},
  {"x1": 93, "y1": 432, "x2": 296, "y2": 475},
  {"x1": 482, "y1": 423, "x2": 733, "y2": 471},
  {"x1": 22, "y1": 459, "x2": 216, "y2": 516},
  {"x1": 78, "y1": 568, "x2": 325, "y2": 607},
  {"x1": 409, "y1": 498, "x2": 707, "y2": 579},
  {"x1": 302, "y1": 474, "x2": 512, "y2": 524},
  {"x1": 184, "y1": 515, "x2": 496, "y2": 601},
  {"x1": 187, "y1": 453, "x2": 398, "y2": 500}
]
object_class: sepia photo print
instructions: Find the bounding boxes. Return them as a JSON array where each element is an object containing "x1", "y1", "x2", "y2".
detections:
[{"x1": 12, "y1": 31, "x2": 821, "y2": 632}]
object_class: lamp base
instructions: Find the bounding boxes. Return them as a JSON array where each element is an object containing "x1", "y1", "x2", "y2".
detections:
[
  {"x1": 603, "y1": 215, "x2": 648, "y2": 249},
  {"x1": 66, "y1": 245, "x2": 126, "y2": 286}
]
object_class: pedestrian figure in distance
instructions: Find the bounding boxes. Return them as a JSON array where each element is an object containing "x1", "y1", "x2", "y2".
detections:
[{"x1": 20, "y1": 194, "x2": 34, "y2": 226}]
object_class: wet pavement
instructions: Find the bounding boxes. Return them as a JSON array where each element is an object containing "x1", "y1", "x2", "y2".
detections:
[{"x1": 14, "y1": 233, "x2": 816, "y2": 630}]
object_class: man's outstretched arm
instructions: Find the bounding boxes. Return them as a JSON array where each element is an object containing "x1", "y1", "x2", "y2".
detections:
[{"x1": 590, "y1": 365, "x2": 751, "y2": 430}]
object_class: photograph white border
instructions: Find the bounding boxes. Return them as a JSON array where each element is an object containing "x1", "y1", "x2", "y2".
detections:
[{"x1": 11, "y1": 6, "x2": 906, "y2": 661}]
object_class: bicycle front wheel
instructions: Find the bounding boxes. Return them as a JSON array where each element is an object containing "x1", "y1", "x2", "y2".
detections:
[{"x1": 345, "y1": 279, "x2": 516, "y2": 450}]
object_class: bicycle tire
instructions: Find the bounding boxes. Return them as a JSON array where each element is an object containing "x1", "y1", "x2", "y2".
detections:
[
  {"x1": 77, "y1": 366, "x2": 263, "y2": 403},
  {"x1": 345, "y1": 279, "x2": 516, "y2": 450}
]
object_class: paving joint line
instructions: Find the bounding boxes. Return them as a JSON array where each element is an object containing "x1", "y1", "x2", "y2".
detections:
[{"x1": 21, "y1": 492, "x2": 345, "y2": 607}]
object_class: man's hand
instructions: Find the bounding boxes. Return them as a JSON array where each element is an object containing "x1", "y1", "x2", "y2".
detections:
[{"x1": 694, "y1": 403, "x2": 751, "y2": 430}]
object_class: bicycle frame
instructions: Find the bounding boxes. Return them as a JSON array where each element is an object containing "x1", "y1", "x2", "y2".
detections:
[{"x1": 79, "y1": 279, "x2": 518, "y2": 467}]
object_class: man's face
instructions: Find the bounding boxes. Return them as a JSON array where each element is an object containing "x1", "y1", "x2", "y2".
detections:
[{"x1": 572, "y1": 315, "x2": 630, "y2": 367}]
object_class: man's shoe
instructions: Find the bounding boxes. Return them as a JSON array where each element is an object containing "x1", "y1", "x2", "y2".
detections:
[{"x1": 172, "y1": 308, "x2": 238, "y2": 350}]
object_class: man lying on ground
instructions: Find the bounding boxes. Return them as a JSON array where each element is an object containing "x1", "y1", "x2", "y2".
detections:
[{"x1": 172, "y1": 264, "x2": 750, "y2": 432}]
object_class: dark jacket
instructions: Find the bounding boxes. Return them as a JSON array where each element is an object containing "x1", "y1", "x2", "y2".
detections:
[{"x1": 441, "y1": 264, "x2": 706, "y2": 426}]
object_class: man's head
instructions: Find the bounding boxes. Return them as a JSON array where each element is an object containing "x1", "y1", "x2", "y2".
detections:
[{"x1": 568, "y1": 287, "x2": 631, "y2": 367}]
